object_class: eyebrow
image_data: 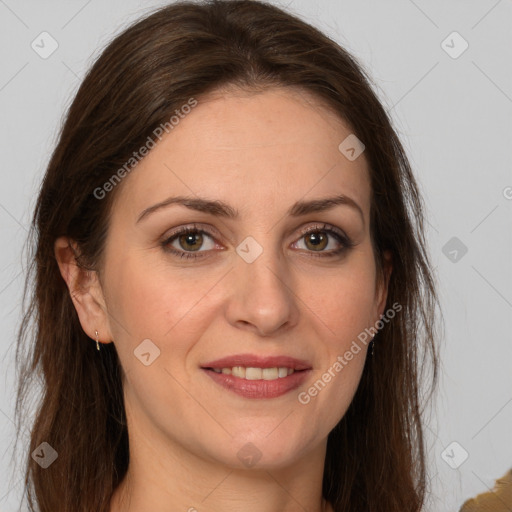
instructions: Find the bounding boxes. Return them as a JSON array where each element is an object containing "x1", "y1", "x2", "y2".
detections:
[{"x1": 136, "y1": 194, "x2": 364, "y2": 224}]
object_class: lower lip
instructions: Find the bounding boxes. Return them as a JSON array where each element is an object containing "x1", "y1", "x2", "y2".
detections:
[{"x1": 202, "y1": 369, "x2": 311, "y2": 399}]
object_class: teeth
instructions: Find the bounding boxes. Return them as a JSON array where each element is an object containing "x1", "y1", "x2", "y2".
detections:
[
  {"x1": 232, "y1": 366, "x2": 246, "y2": 378},
  {"x1": 262, "y1": 368, "x2": 278, "y2": 380},
  {"x1": 211, "y1": 366, "x2": 295, "y2": 380},
  {"x1": 278, "y1": 367, "x2": 288, "y2": 378},
  {"x1": 246, "y1": 367, "x2": 262, "y2": 380}
]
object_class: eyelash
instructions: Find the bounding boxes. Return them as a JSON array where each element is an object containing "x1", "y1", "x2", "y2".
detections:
[{"x1": 160, "y1": 222, "x2": 354, "y2": 260}]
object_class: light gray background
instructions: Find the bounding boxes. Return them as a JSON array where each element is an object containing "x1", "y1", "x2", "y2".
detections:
[{"x1": 1, "y1": 1, "x2": 511, "y2": 511}]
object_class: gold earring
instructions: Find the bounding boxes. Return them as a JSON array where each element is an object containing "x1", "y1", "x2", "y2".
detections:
[{"x1": 95, "y1": 330, "x2": 100, "y2": 351}]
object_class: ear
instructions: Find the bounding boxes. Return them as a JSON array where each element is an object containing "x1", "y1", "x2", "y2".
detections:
[
  {"x1": 373, "y1": 249, "x2": 393, "y2": 321},
  {"x1": 54, "y1": 236, "x2": 113, "y2": 347}
]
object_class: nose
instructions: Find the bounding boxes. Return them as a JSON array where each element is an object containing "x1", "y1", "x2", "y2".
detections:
[{"x1": 224, "y1": 245, "x2": 300, "y2": 337}]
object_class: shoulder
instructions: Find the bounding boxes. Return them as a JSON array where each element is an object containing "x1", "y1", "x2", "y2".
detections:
[{"x1": 459, "y1": 469, "x2": 512, "y2": 512}]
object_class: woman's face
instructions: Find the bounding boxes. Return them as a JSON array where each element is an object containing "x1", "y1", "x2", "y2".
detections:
[{"x1": 98, "y1": 87, "x2": 389, "y2": 469}]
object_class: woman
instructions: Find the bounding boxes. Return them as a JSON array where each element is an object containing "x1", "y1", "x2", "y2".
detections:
[{"x1": 15, "y1": 1, "x2": 439, "y2": 511}]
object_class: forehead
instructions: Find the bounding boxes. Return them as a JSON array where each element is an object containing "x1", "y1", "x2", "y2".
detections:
[{"x1": 112, "y1": 87, "x2": 371, "y2": 222}]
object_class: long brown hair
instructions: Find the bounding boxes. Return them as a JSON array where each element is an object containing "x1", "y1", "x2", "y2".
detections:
[{"x1": 15, "y1": 1, "x2": 439, "y2": 510}]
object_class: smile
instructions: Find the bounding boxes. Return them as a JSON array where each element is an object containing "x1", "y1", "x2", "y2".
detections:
[{"x1": 210, "y1": 366, "x2": 295, "y2": 380}]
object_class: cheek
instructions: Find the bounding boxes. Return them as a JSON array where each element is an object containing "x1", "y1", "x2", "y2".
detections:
[
  {"x1": 302, "y1": 259, "x2": 378, "y2": 344},
  {"x1": 104, "y1": 252, "x2": 226, "y2": 358},
  {"x1": 106, "y1": 254, "x2": 176, "y2": 328},
  {"x1": 104, "y1": 256, "x2": 213, "y2": 415}
]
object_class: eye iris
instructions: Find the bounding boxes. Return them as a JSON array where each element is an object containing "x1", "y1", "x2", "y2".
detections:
[
  {"x1": 179, "y1": 232, "x2": 203, "y2": 251},
  {"x1": 305, "y1": 232, "x2": 327, "y2": 251}
]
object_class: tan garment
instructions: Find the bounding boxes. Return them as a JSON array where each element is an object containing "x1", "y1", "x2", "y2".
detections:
[{"x1": 459, "y1": 469, "x2": 512, "y2": 512}]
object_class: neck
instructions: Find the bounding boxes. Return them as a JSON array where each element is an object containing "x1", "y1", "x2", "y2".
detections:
[{"x1": 110, "y1": 411, "x2": 330, "y2": 512}]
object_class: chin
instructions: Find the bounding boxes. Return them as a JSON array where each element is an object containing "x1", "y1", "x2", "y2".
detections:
[{"x1": 203, "y1": 429, "x2": 320, "y2": 471}]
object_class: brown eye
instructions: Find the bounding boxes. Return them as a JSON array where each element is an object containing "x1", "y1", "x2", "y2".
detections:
[
  {"x1": 162, "y1": 226, "x2": 217, "y2": 259},
  {"x1": 293, "y1": 223, "x2": 354, "y2": 258},
  {"x1": 178, "y1": 231, "x2": 204, "y2": 251},
  {"x1": 304, "y1": 231, "x2": 328, "y2": 251}
]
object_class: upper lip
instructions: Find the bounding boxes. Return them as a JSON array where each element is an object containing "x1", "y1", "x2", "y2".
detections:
[{"x1": 201, "y1": 354, "x2": 312, "y2": 371}]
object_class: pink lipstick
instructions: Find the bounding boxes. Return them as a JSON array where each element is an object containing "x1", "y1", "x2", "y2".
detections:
[{"x1": 201, "y1": 354, "x2": 312, "y2": 399}]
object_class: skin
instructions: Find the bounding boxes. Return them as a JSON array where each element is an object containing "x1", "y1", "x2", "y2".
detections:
[{"x1": 55, "y1": 86, "x2": 391, "y2": 512}]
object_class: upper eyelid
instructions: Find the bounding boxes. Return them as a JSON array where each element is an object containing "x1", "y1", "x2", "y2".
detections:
[{"x1": 163, "y1": 223, "x2": 222, "y2": 244}]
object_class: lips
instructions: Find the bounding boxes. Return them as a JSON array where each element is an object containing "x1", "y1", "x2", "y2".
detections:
[{"x1": 201, "y1": 354, "x2": 312, "y2": 399}]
